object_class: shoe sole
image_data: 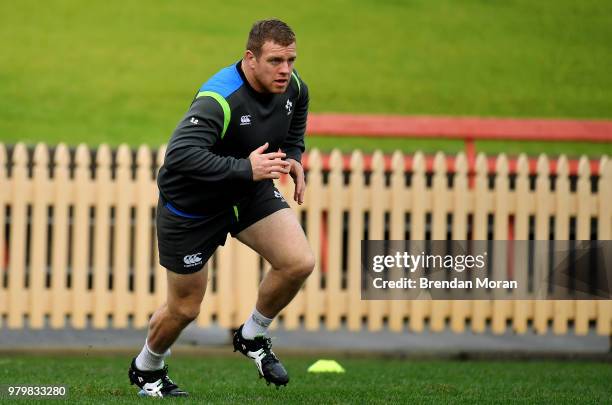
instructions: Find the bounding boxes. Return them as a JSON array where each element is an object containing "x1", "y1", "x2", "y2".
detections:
[
  {"x1": 258, "y1": 369, "x2": 289, "y2": 388},
  {"x1": 234, "y1": 348, "x2": 289, "y2": 388},
  {"x1": 130, "y1": 372, "x2": 188, "y2": 397},
  {"x1": 137, "y1": 389, "x2": 189, "y2": 397}
]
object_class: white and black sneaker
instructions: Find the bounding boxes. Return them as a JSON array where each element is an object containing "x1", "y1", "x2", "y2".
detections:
[
  {"x1": 232, "y1": 325, "x2": 289, "y2": 387},
  {"x1": 128, "y1": 358, "x2": 188, "y2": 397}
]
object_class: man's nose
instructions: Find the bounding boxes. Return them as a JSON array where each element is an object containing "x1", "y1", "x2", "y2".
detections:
[{"x1": 279, "y1": 61, "x2": 291, "y2": 75}]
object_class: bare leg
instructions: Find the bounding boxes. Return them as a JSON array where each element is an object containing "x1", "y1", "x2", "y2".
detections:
[
  {"x1": 129, "y1": 267, "x2": 206, "y2": 396},
  {"x1": 231, "y1": 208, "x2": 311, "y2": 387},
  {"x1": 236, "y1": 208, "x2": 315, "y2": 318},
  {"x1": 256, "y1": 266, "x2": 306, "y2": 318},
  {"x1": 147, "y1": 267, "x2": 208, "y2": 354}
]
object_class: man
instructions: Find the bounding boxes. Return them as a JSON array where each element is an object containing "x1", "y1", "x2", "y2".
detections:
[{"x1": 128, "y1": 19, "x2": 313, "y2": 397}]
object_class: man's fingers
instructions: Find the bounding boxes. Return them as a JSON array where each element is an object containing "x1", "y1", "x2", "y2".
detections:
[
  {"x1": 253, "y1": 142, "x2": 269, "y2": 154},
  {"x1": 267, "y1": 165, "x2": 291, "y2": 174},
  {"x1": 259, "y1": 159, "x2": 290, "y2": 175},
  {"x1": 293, "y1": 169, "x2": 305, "y2": 204},
  {"x1": 261, "y1": 172, "x2": 281, "y2": 179},
  {"x1": 262, "y1": 159, "x2": 290, "y2": 167},
  {"x1": 260, "y1": 152, "x2": 286, "y2": 160},
  {"x1": 298, "y1": 178, "x2": 305, "y2": 204},
  {"x1": 294, "y1": 183, "x2": 304, "y2": 204}
]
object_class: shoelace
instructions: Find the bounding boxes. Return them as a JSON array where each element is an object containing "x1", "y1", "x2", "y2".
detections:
[
  {"x1": 147, "y1": 366, "x2": 178, "y2": 392},
  {"x1": 257, "y1": 337, "x2": 279, "y2": 364},
  {"x1": 161, "y1": 375, "x2": 178, "y2": 392}
]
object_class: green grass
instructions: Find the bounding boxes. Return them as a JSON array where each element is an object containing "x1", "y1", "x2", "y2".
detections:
[
  {"x1": 1, "y1": 0, "x2": 611, "y2": 156},
  {"x1": 1, "y1": 355, "x2": 611, "y2": 403}
]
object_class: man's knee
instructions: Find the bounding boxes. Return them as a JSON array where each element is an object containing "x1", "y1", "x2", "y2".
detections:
[
  {"x1": 168, "y1": 299, "x2": 201, "y2": 324},
  {"x1": 284, "y1": 251, "x2": 315, "y2": 281},
  {"x1": 165, "y1": 268, "x2": 207, "y2": 324}
]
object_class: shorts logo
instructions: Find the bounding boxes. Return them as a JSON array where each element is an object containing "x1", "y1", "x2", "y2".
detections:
[
  {"x1": 183, "y1": 253, "x2": 202, "y2": 267},
  {"x1": 273, "y1": 190, "x2": 286, "y2": 202}
]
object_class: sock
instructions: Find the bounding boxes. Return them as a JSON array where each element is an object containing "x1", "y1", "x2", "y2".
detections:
[
  {"x1": 135, "y1": 340, "x2": 170, "y2": 371},
  {"x1": 241, "y1": 307, "x2": 273, "y2": 340}
]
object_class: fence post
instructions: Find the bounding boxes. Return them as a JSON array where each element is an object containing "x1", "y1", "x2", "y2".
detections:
[
  {"x1": 113, "y1": 145, "x2": 132, "y2": 327},
  {"x1": 93, "y1": 145, "x2": 112, "y2": 328},
  {"x1": 575, "y1": 157, "x2": 593, "y2": 335},
  {"x1": 347, "y1": 151, "x2": 364, "y2": 331},
  {"x1": 134, "y1": 145, "x2": 153, "y2": 328},
  {"x1": 305, "y1": 149, "x2": 323, "y2": 331},
  {"x1": 8, "y1": 144, "x2": 28, "y2": 328},
  {"x1": 533, "y1": 154, "x2": 551, "y2": 334},
  {"x1": 491, "y1": 154, "x2": 510, "y2": 334},
  {"x1": 430, "y1": 152, "x2": 449, "y2": 332},
  {"x1": 71, "y1": 145, "x2": 92, "y2": 329},
  {"x1": 367, "y1": 151, "x2": 386, "y2": 331},
  {"x1": 389, "y1": 150, "x2": 407, "y2": 332},
  {"x1": 472, "y1": 153, "x2": 489, "y2": 333},
  {"x1": 450, "y1": 153, "x2": 470, "y2": 333},
  {"x1": 553, "y1": 156, "x2": 571, "y2": 334},
  {"x1": 50, "y1": 144, "x2": 70, "y2": 328},
  {"x1": 0, "y1": 144, "x2": 6, "y2": 320},
  {"x1": 596, "y1": 157, "x2": 611, "y2": 338},
  {"x1": 29, "y1": 144, "x2": 50, "y2": 329},
  {"x1": 409, "y1": 152, "x2": 428, "y2": 332},
  {"x1": 513, "y1": 154, "x2": 530, "y2": 333},
  {"x1": 325, "y1": 149, "x2": 344, "y2": 331}
]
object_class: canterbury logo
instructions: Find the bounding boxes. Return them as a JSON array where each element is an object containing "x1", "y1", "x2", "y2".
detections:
[
  {"x1": 240, "y1": 114, "x2": 251, "y2": 125},
  {"x1": 183, "y1": 253, "x2": 202, "y2": 266}
]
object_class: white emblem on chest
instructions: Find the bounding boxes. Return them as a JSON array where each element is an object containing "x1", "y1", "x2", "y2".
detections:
[
  {"x1": 285, "y1": 99, "x2": 293, "y2": 115},
  {"x1": 240, "y1": 114, "x2": 252, "y2": 126}
]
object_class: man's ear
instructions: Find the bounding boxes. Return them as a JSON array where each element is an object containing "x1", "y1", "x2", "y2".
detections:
[{"x1": 244, "y1": 50, "x2": 257, "y2": 68}]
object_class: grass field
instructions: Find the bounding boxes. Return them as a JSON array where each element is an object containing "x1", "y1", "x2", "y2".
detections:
[
  {"x1": 1, "y1": 0, "x2": 611, "y2": 156},
  {"x1": 1, "y1": 354, "x2": 610, "y2": 403}
]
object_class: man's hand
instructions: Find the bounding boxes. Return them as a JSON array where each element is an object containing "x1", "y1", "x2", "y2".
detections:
[
  {"x1": 287, "y1": 158, "x2": 305, "y2": 205},
  {"x1": 249, "y1": 143, "x2": 290, "y2": 181}
]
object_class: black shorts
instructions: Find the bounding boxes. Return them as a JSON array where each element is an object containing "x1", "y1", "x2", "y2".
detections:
[{"x1": 156, "y1": 180, "x2": 290, "y2": 274}]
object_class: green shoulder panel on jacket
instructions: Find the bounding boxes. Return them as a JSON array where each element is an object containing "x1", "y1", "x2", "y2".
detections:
[{"x1": 196, "y1": 91, "x2": 231, "y2": 139}]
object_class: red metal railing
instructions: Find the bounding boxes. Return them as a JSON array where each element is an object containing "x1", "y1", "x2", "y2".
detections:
[{"x1": 305, "y1": 113, "x2": 612, "y2": 174}]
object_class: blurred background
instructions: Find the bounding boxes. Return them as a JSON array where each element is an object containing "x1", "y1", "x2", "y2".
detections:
[{"x1": 1, "y1": 0, "x2": 611, "y2": 155}]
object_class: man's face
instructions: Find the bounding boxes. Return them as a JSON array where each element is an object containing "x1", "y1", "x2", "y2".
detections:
[{"x1": 247, "y1": 41, "x2": 296, "y2": 94}]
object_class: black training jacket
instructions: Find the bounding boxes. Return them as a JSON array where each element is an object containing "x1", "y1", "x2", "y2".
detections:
[{"x1": 157, "y1": 61, "x2": 309, "y2": 215}]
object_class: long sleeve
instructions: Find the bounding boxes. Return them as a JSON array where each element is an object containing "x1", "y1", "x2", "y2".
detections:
[
  {"x1": 163, "y1": 96, "x2": 252, "y2": 182},
  {"x1": 282, "y1": 75, "x2": 309, "y2": 164}
]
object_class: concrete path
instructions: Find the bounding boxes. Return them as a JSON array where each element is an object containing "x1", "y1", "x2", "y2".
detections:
[{"x1": 0, "y1": 325, "x2": 608, "y2": 355}]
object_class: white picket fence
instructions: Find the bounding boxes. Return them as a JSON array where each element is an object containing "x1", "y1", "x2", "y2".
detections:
[{"x1": 0, "y1": 143, "x2": 610, "y2": 335}]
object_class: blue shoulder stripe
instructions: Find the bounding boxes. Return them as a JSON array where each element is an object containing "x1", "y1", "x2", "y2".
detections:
[{"x1": 199, "y1": 63, "x2": 243, "y2": 98}]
